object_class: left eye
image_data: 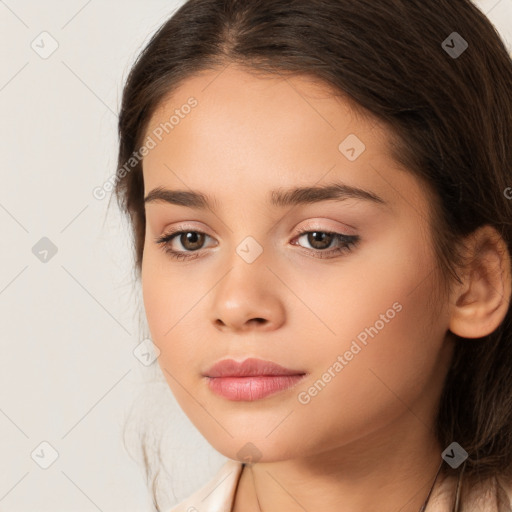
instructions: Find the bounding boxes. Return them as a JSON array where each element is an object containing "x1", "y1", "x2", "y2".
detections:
[
  {"x1": 291, "y1": 229, "x2": 359, "y2": 258},
  {"x1": 295, "y1": 230, "x2": 344, "y2": 250}
]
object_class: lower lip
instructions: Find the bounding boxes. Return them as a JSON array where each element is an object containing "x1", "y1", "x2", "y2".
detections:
[{"x1": 205, "y1": 374, "x2": 306, "y2": 401}]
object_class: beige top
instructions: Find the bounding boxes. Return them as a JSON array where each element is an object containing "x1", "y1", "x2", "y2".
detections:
[
  {"x1": 168, "y1": 459, "x2": 243, "y2": 512},
  {"x1": 167, "y1": 459, "x2": 512, "y2": 512}
]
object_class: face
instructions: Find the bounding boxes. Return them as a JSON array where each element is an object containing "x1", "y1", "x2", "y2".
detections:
[{"x1": 140, "y1": 64, "x2": 455, "y2": 464}]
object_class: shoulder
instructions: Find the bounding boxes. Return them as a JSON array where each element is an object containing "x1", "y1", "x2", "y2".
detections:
[
  {"x1": 165, "y1": 459, "x2": 244, "y2": 512},
  {"x1": 428, "y1": 472, "x2": 512, "y2": 511},
  {"x1": 464, "y1": 474, "x2": 512, "y2": 511}
]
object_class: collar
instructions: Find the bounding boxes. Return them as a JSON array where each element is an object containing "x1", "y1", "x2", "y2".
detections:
[{"x1": 168, "y1": 459, "x2": 244, "y2": 512}]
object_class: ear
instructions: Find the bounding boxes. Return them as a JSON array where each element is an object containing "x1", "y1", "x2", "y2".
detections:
[{"x1": 449, "y1": 225, "x2": 511, "y2": 339}]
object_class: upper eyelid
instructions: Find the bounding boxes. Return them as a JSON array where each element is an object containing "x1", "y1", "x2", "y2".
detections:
[
  {"x1": 161, "y1": 217, "x2": 357, "y2": 235},
  {"x1": 162, "y1": 224, "x2": 354, "y2": 240}
]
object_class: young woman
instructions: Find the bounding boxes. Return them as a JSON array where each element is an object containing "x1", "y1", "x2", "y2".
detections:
[{"x1": 112, "y1": 0, "x2": 512, "y2": 510}]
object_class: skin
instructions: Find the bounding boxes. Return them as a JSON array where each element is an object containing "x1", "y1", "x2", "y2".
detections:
[{"x1": 140, "y1": 64, "x2": 511, "y2": 512}]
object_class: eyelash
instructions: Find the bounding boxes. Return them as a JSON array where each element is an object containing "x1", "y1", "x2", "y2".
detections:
[{"x1": 154, "y1": 222, "x2": 360, "y2": 261}]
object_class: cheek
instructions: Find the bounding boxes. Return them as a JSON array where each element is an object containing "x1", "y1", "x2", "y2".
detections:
[
  {"x1": 141, "y1": 251, "x2": 204, "y2": 376},
  {"x1": 287, "y1": 233, "x2": 447, "y2": 443},
  {"x1": 311, "y1": 230, "x2": 444, "y2": 378},
  {"x1": 289, "y1": 227, "x2": 441, "y2": 348}
]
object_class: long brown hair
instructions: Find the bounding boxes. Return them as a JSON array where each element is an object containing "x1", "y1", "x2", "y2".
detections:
[{"x1": 111, "y1": 0, "x2": 512, "y2": 510}]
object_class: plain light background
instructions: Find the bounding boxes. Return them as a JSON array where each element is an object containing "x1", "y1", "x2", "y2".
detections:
[{"x1": 0, "y1": 1, "x2": 511, "y2": 511}]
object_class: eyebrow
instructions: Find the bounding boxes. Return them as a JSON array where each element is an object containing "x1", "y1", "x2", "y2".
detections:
[{"x1": 143, "y1": 182, "x2": 387, "y2": 210}]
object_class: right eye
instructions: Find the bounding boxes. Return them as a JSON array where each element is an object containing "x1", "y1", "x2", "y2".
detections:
[{"x1": 154, "y1": 229, "x2": 216, "y2": 260}]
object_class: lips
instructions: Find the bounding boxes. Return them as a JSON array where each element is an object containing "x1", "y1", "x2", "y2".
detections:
[
  {"x1": 203, "y1": 357, "x2": 305, "y2": 378},
  {"x1": 203, "y1": 358, "x2": 307, "y2": 401}
]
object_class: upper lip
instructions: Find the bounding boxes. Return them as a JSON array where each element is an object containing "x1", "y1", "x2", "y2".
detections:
[{"x1": 203, "y1": 357, "x2": 306, "y2": 378}]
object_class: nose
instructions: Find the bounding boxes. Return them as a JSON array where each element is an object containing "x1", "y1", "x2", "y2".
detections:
[{"x1": 211, "y1": 262, "x2": 286, "y2": 333}]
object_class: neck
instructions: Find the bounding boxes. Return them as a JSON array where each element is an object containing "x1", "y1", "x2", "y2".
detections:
[{"x1": 233, "y1": 415, "x2": 448, "y2": 512}]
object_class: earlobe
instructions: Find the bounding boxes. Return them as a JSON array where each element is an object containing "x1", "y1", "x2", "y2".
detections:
[{"x1": 449, "y1": 225, "x2": 511, "y2": 339}]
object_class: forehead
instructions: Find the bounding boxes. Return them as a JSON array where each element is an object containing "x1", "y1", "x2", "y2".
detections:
[
  {"x1": 141, "y1": 64, "x2": 431, "y2": 222},
  {"x1": 145, "y1": 64, "x2": 376, "y2": 142},
  {"x1": 143, "y1": 65, "x2": 389, "y2": 170}
]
